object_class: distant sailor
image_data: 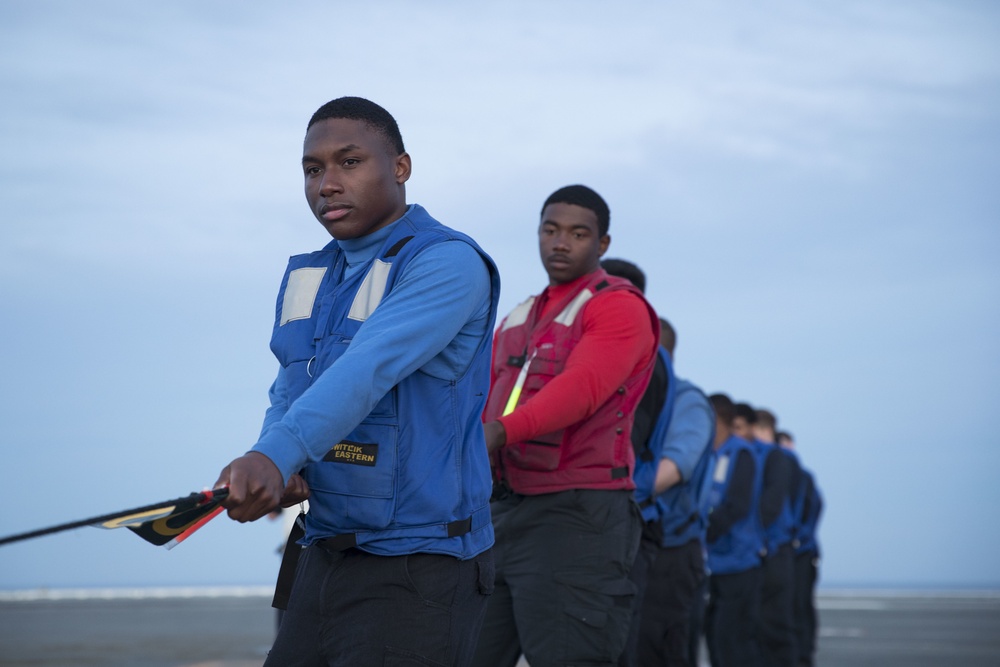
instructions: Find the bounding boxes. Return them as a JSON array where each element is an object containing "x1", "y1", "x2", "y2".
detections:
[{"x1": 705, "y1": 393, "x2": 765, "y2": 667}]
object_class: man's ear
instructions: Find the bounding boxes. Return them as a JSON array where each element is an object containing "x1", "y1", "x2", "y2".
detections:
[
  {"x1": 395, "y1": 152, "x2": 412, "y2": 184},
  {"x1": 598, "y1": 234, "x2": 611, "y2": 257}
]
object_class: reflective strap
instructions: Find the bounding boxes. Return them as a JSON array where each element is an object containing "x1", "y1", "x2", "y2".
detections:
[
  {"x1": 502, "y1": 350, "x2": 536, "y2": 416},
  {"x1": 348, "y1": 259, "x2": 392, "y2": 322},
  {"x1": 553, "y1": 289, "x2": 593, "y2": 327},
  {"x1": 280, "y1": 268, "x2": 327, "y2": 326},
  {"x1": 500, "y1": 297, "x2": 535, "y2": 331}
]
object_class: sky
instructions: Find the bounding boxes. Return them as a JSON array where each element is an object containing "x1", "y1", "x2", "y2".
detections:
[{"x1": 1, "y1": 0, "x2": 998, "y2": 591}]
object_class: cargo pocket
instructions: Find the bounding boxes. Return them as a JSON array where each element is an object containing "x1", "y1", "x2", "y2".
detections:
[
  {"x1": 553, "y1": 570, "x2": 635, "y2": 663},
  {"x1": 504, "y1": 436, "x2": 563, "y2": 471},
  {"x1": 305, "y1": 420, "x2": 398, "y2": 530}
]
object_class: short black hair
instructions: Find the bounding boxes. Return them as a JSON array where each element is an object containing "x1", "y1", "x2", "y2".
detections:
[
  {"x1": 733, "y1": 402, "x2": 758, "y2": 425},
  {"x1": 755, "y1": 409, "x2": 777, "y2": 431},
  {"x1": 307, "y1": 96, "x2": 405, "y2": 155},
  {"x1": 709, "y1": 393, "x2": 735, "y2": 426},
  {"x1": 601, "y1": 258, "x2": 645, "y2": 293},
  {"x1": 542, "y1": 185, "x2": 610, "y2": 237}
]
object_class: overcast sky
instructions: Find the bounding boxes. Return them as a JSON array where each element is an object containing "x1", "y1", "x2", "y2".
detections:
[{"x1": 1, "y1": 0, "x2": 998, "y2": 591}]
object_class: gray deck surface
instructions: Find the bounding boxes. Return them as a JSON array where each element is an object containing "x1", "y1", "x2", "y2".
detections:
[{"x1": 1, "y1": 591, "x2": 997, "y2": 666}]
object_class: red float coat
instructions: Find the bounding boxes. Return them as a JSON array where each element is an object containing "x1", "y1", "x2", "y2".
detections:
[{"x1": 484, "y1": 269, "x2": 659, "y2": 494}]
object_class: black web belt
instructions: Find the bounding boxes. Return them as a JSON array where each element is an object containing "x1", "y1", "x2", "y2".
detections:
[
  {"x1": 271, "y1": 514, "x2": 474, "y2": 609},
  {"x1": 316, "y1": 516, "x2": 473, "y2": 553}
]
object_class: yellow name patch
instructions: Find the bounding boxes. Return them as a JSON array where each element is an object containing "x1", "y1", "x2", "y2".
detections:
[{"x1": 324, "y1": 441, "x2": 378, "y2": 467}]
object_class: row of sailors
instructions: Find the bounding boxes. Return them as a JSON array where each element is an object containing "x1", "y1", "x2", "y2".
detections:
[{"x1": 601, "y1": 259, "x2": 824, "y2": 667}]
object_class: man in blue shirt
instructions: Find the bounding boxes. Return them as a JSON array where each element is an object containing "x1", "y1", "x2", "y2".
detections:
[
  {"x1": 779, "y1": 431, "x2": 823, "y2": 667},
  {"x1": 601, "y1": 259, "x2": 715, "y2": 667},
  {"x1": 736, "y1": 404, "x2": 800, "y2": 667},
  {"x1": 706, "y1": 394, "x2": 765, "y2": 667},
  {"x1": 213, "y1": 97, "x2": 500, "y2": 666},
  {"x1": 634, "y1": 327, "x2": 715, "y2": 667}
]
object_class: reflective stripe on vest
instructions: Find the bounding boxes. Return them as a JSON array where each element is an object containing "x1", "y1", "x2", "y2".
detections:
[
  {"x1": 503, "y1": 350, "x2": 537, "y2": 416},
  {"x1": 500, "y1": 287, "x2": 592, "y2": 416},
  {"x1": 347, "y1": 259, "x2": 393, "y2": 321}
]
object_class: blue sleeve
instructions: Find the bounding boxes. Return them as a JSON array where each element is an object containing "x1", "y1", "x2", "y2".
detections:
[
  {"x1": 259, "y1": 366, "x2": 290, "y2": 439},
  {"x1": 659, "y1": 389, "x2": 714, "y2": 481},
  {"x1": 251, "y1": 241, "x2": 492, "y2": 482}
]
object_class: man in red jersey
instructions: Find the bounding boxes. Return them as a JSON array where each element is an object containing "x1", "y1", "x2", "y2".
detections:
[{"x1": 472, "y1": 185, "x2": 660, "y2": 667}]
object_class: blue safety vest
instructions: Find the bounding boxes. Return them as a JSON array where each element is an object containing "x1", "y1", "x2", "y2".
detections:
[
  {"x1": 756, "y1": 442, "x2": 799, "y2": 554},
  {"x1": 706, "y1": 435, "x2": 765, "y2": 574},
  {"x1": 269, "y1": 205, "x2": 500, "y2": 558},
  {"x1": 794, "y1": 468, "x2": 823, "y2": 555}
]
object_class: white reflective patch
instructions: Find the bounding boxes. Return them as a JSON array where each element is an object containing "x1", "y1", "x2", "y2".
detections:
[
  {"x1": 553, "y1": 289, "x2": 593, "y2": 326},
  {"x1": 280, "y1": 267, "x2": 327, "y2": 326},
  {"x1": 348, "y1": 259, "x2": 392, "y2": 321},
  {"x1": 501, "y1": 297, "x2": 536, "y2": 331},
  {"x1": 713, "y1": 455, "x2": 730, "y2": 484}
]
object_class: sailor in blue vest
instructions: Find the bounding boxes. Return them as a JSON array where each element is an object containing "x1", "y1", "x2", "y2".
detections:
[
  {"x1": 601, "y1": 260, "x2": 716, "y2": 667},
  {"x1": 779, "y1": 431, "x2": 823, "y2": 667},
  {"x1": 705, "y1": 394, "x2": 765, "y2": 667},
  {"x1": 213, "y1": 97, "x2": 500, "y2": 666},
  {"x1": 734, "y1": 404, "x2": 801, "y2": 667},
  {"x1": 635, "y1": 347, "x2": 716, "y2": 667}
]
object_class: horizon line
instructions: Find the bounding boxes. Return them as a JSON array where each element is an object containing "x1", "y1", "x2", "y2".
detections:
[{"x1": 2, "y1": 584, "x2": 1000, "y2": 604}]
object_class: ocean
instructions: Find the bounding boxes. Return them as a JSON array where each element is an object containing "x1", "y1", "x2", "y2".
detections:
[{"x1": 1, "y1": 587, "x2": 998, "y2": 666}]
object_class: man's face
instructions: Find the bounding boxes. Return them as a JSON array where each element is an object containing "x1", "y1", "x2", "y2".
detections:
[
  {"x1": 714, "y1": 418, "x2": 731, "y2": 450},
  {"x1": 732, "y1": 416, "x2": 753, "y2": 441},
  {"x1": 538, "y1": 202, "x2": 609, "y2": 286},
  {"x1": 302, "y1": 118, "x2": 411, "y2": 240},
  {"x1": 753, "y1": 424, "x2": 775, "y2": 444}
]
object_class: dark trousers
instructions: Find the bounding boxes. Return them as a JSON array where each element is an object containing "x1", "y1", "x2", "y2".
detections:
[
  {"x1": 689, "y1": 575, "x2": 709, "y2": 667},
  {"x1": 265, "y1": 545, "x2": 493, "y2": 666},
  {"x1": 792, "y1": 551, "x2": 819, "y2": 666},
  {"x1": 707, "y1": 567, "x2": 762, "y2": 667},
  {"x1": 759, "y1": 543, "x2": 797, "y2": 667},
  {"x1": 618, "y1": 523, "x2": 661, "y2": 667},
  {"x1": 472, "y1": 489, "x2": 642, "y2": 667},
  {"x1": 635, "y1": 538, "x2": 705, "y2": 667}
]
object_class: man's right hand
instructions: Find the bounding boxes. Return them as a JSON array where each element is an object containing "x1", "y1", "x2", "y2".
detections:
[
  {"x1": 484, "y1": 420, "x2": 507, "y2": 454},
  {"x1": 214, "y1": 452, "x2": 286, "y2": 523}
]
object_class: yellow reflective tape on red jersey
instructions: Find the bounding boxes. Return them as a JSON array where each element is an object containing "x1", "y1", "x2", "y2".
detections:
[{"x1": 502, "y1": 351, "x2": 536, "y2": 416}]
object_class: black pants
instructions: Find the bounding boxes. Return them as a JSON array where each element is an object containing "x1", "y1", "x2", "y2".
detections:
[
  {"x1": 689, "y1": 574, "x2": 709, "y2": 667},
  {"x1": 472, "y1": 489, "x2": 642, "y2": 667},
  {"x1": 265, "y1": 545, "x2": 493, "y2": 666},
  {"x1": 707, "y1": 567, "x2": 762, "y2": 667},
  {"x1": 635, "y1": 538, "x2": 705, "y2": 667},
  {"x1": 618, "y1": 523, "x2": 661, "y2": 667},
  {"x1": 759, "y1": 543, "x2": 797, "y2": 667},
  {"x1": 792, "y1": 551, "x2": 819, "y2": 666}
]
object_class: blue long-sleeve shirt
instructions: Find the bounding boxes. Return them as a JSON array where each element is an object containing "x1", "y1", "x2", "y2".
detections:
[
  {"x1": 252, "y1": 215, "x2": 493, "y2": 483},
  {"x1": 660, "y1": 378, "x2": 714, "y2": 482}
]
